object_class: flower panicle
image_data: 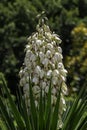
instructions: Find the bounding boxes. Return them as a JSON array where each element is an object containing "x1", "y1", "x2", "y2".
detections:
[{"x1": 19, "y1": 18, "x2": 67, "y2": 129}]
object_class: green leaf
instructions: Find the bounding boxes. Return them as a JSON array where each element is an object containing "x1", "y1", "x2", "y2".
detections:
[
  {"x1": 0, "y1": 118, "x2": 8, "y2": 130},
  {"x1": 1, "y1": 75, "x2": 25, "y2": 130},
  {"x1": 71, "y1": 100, "x2": 87, "y2": 130},
  {"x1": 80, "y1": 120, "x2": 87, "y2": 130},
  {"x1": 50, "y1": 87, "x2": 61, "y2": 130},
  {"x1": 44, "y1": 79, "x2": 52, "y2": 130},
  {"x1": 38, "y1": 87, "x2": 44, "y2": 130},
  {"x1": 29, "y1": 76, "x2": 38, "y2": 130},
  {"x1": 62, "y1": 86, "x2": 87, "y2": 130},
  {"x1": 0, "y1": 97, "x2": 16, "y2": 130},
  {"x1": 16, "y1": 86, "x2": 31, "y2": 130}
]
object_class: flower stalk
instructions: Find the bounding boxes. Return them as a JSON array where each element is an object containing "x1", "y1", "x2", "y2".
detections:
[{"x1": 19, "y1": 18, "x2": 67, "y2": 129}]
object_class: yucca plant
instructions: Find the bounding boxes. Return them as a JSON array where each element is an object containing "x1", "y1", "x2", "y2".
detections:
[{"x1": 0, "y1": 17, "x2": 87, "y2": 130}]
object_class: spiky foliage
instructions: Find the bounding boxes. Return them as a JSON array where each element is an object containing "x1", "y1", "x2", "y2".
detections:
[{"x1": 0, "y1": 75, "x2": 87, "y2": 130}]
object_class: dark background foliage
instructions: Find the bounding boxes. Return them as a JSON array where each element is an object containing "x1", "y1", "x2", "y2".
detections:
[{"x1": 0, "y1": 0, "x2": 87, "y2": 95}]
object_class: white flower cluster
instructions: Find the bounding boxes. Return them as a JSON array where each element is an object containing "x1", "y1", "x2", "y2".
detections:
[{"x1": 19, "y1": 19, "x2": 67, "y2": 129}]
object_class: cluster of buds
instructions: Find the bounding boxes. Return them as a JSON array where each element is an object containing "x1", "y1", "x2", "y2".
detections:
[{"x1": 19, "y1": 19, "x2": 67, "y2": 129}]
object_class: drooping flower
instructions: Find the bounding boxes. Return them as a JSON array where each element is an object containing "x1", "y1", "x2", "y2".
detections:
[{"x1": 19, "y1": 19, "x2": 67, "y2": 129}]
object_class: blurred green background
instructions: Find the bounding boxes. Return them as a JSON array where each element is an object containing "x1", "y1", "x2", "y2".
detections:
[{"x1": 0, "y1": 0, "x2": 87, "y2": 95}]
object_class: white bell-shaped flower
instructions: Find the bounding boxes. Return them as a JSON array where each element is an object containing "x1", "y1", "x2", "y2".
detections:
[{"x1": 19, "y1": 18, "x2": 67, "y2": 130}]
